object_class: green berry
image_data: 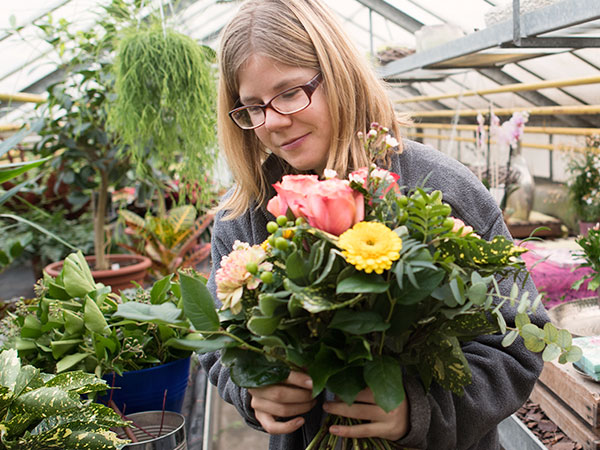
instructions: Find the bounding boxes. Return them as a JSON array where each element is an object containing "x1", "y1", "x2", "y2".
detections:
[
  {"x1": 267, "y1": 221, "x2": 279, "y2": 234},
  {"x1": 276, "y1": 215, "x2": 288, "y2": 227},
  {"x1": 439, "y1": 204, "x2": 452, "y2": 216},
  {"x1": 443, "y1": 218, "x2": 455, "y2": 230},
  {"x1": 260, "y1": 271, "x2": 274, "y2": 284},
  {"x1": 275, "y1": 237, "x2": 289, "y2": 251},
  {"x1": 246, "y1": 261, "x2": 258, "y2": 274},
  {"x1": 398, "y1": 195, "x2": 408, "y2": 207},
  {"x1": 295, "y1": 217, "x2": 306, "y2": 226},
  {"x1": 268, "y1": 236, "x2": 277, "y2": 247}
]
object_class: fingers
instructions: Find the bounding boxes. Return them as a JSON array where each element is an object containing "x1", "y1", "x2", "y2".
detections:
[
  {"x1": 250, "y1": 394, "x2": 317, "y2": 418},
  {"x1": 255, "y1": 410, "x2": 305, "y2": 434},
  {"x1": 323, "y1": 393, "x2": 409, "y2": 441},
  {"x1": 284, "y1": 371, "x2": 313, "y2": 390}
]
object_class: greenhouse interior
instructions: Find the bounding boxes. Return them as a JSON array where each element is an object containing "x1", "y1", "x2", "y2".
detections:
[{"x1": 1, "y1": 0, "x2": 600, "y2": 449}]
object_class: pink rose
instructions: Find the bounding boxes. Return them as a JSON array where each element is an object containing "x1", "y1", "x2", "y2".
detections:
[
  {"x1": 303, "y1": 178, "x2": 364, "y2": 236},
  {"x1": 451, "y1": 217, "x2": 480, "y2": 238},
  {"x1": 267, "y1": 175, "x2": 319, "y2": 218}
]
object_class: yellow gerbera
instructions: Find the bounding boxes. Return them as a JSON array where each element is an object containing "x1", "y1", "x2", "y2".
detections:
[{"x1": 338, "y1": 222, "x2": 402, "y2": 274}]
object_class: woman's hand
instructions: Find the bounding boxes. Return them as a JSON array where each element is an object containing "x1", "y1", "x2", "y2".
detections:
[
  {"x1": 248, "y1": 371, "x2": 316, "y2": 434},
  {"x1": 323, "y1": 388, "x2": 410, "y2": 441}
]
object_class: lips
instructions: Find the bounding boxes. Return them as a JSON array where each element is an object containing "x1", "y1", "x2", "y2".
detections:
[{"x1": 280, "y1": 133, "x2": 309, "y2": 151}]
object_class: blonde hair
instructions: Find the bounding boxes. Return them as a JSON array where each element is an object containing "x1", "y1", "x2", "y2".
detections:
[{"x1": 217, "y1": 0, "x2": 403, "y2": 219}]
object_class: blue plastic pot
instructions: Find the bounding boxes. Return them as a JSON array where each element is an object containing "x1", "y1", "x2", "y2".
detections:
[{"x1": 99, "y1": 357, "x2": 191, "y2": 415}]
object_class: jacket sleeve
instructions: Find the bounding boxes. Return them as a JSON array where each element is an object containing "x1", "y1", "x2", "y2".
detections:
[
  {"x1": 197, "y1": 213, "x2": 264, "y2": 431},
  {"x1": 397, "y1": 209, "x2": 548, "y2": 449}
]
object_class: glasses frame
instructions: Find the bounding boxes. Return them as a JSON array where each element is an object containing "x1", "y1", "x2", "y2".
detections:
[{"x1": 228, "y1": 72, "x2": 323, "y2": 130}]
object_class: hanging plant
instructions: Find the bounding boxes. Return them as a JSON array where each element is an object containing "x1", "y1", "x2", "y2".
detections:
[{"x1": 109, "y1": 24, "x2": 217, "y2": 196}]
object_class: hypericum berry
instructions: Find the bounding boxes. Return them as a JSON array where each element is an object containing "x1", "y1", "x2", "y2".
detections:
[
  {"x1": 276, "y1": 215, "x2": 288, "y2": 227},
  {"x1": 439, "y1": 204, "x2": 452, "y2": 216},
  {"x1": 295, "y1": 217, "x2": 306, "y2": 226},
  {"x1": 275, "y1": 237, "x2": 289, "y2": 251},
  {"x1": 267, "y1": 221, "x2": 279, "y2": 234},
  {"x1": 268, "y1": 236, "x2": 277, "y2": 247},
  {"x1": 260, "y1": 271, "x2": 274, "y2": 284},
  {"x1": 443, "y1": 217, "x2": 455, "y2": 230},
  {"x1": 246, "y1": 261, "x2": 258, "y2": 274},
  {"x1": 397, "y1": 195, "x2": 408, "y2": 207}
]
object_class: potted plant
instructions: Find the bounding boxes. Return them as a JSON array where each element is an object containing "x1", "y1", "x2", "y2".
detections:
[
  {"x1": 0, "y1": 348, "x2": 129, "y2": 449},
  {"x1": 118, "y1": 204, "x2": 213, "y2": 279},
  {"x1": 1, "y1": 251, "x2": 209, "y2": 414},
  {"x1": 566, "y1": 134, "x2": 600, "y2": 235}
]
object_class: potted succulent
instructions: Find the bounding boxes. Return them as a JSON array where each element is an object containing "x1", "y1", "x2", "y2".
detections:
[
  {"x1": 0, "y1": 348, "x2": 129, "y2": 449},
  {"x1": 566, "y1": 134, "x2": 600, "y2": 235},
  {"x1": 1, "y1": 251, "x2": 209, "y2": 414}
]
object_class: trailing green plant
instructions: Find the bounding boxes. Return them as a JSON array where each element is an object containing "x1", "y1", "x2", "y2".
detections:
[
  {"x1": 566, "y1": 135, "x2": 600, "y2": 223},
  {"x1": 1, "y1": 251, "x2": 208, "y2": 377},
  {"x1": 572, "y1": 224, "x2": 600, "y2": 291},
  {"x1": 109, "y1": 23, "x2": 217, "y2": 198},
  {"x1": 0, "y1": 348, "x2": 129, "y2": 450},
  {"x1": 118, "y1": 205, "x2": 213, "y2": 278}
]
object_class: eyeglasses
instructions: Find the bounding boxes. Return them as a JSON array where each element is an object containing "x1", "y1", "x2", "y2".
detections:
[{"x1": 229, "y1": 72, "x2": 323, "y2": 130}]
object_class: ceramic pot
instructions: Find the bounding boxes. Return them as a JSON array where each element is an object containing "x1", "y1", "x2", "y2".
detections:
[{"x1": 44, "y1": 254, "x2": 151, "y2": 293}]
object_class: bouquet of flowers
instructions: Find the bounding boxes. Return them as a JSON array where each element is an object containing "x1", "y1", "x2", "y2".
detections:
[{"x1": 179, "y1": 125, "x2": 581, "y2": 449}]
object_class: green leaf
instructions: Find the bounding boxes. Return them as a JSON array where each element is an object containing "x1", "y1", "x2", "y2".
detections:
[
  {"x1": 114, "y1": 302, "x2": 183, "y2": 324},
  {"x1": 329, "y1": 310, "x2": 390, "y2": 334},
  {"x1": 61, "y1": 251, "x2": 97, "y2": 297},
  {"x1": 515, "y1": 313, "x2": 530, "y2": 329},
  {"x1": 542, "y1": 343, "x2": 561, "y2": 361},
  {"x1": 502, "y1": 330, "x2": 519, "y2": 347},
  {"x1": 563, "y1": 345, "x2": 583, "y2": 363},
  {"x1": 83, "y1": 297, "x2": 109, "y2": 334},
  {"x1": 56, "y1": 353, "x2": 88, "y2": 373},
  {"x1": 520, "y1": 323, "x2": 546, "y2": 353},
  {"x1": 150, "y1": 274, "x2": 174, "y2": 304},
  {"x1": 308, "y1": 345, "x2": 344, "y2": 397},
  {"x1": 166, "y1": 334, "x2": 236, "y2": 352},
  {"x1": 44, "y1": 371, "x2": 109, "y2": 394},
  {"x1": 50, "y1": 339, "x2": 82, "y2": 359},
  {"x1": 63, "y1": 310, "x2": 84, "y2": 335},
  {"x1": 286, "y1": 250, "x2": 311, "y2": 283},
  {"x1": 543, "y1": 322, "x2": 559, "y2": 343},
  {"x1": 556, "y1": 329, "x2": 572, "y2": 349},
  {"x1": 336, "y1": 272, "x2": 389, "y2": 294},
  {"x1": 179, "y1": 272, "x2": 220, "y2": 332},
  {"x1": 466, "y1": 282, "x2": 488, "y2": 305},
  {"x1": 258, "y1": 293, "x2": 288, "y2": 316},
  {"x1": 326, "y1": 366, "x2": 365, "y2": 405},
  {"x1": 12, "y1": 387, "x2": 80, "y2": 415},
  {"x1": 397, "y1": 268, "x2": 446, "y2": 305},
  {"x1": 364, "y1": 356, "x2": 405, "y2": 413},
  {"x1": 0, "y1": 349, "x2": 22, "y2": 391},
  {"x1": 248, "y1": 314, "x2": 282, "y2": 336},
  {"x1": 225, "y1": 348, "x2": 289, "y2": 388}
]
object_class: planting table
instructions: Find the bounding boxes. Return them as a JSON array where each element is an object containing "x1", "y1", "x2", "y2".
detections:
[{"x1": 531, "y1": 360, "x2": 600, "y2": 450}]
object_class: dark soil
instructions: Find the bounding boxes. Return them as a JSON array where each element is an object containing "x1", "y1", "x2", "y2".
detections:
[{"x1": 516, "y1": 400, "x2": 583, "y2": 450}]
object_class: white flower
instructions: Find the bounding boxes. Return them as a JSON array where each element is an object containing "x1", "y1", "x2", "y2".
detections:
[
  {"x1": 385, "y1": 135, "x2": 399, "y2": 148},
  {"x1": 323, "y1": 169, "x2": 338, "y2": 179}
]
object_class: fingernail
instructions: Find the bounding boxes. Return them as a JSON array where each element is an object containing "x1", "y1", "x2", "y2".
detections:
[
  {"x1": 330, "y1": 426, "x2": 339, "y2": 434},
  {"x1": 295, "y1": 418, "x2": 304, "y2": 426},
  {"x1": 304, "y1": 378, "x2": 313, "y2": 389}
]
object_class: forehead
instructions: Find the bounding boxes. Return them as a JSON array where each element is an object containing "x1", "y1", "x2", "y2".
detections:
[{"x1": 237, "y1": 54, "x2": 316, "y2": 101}]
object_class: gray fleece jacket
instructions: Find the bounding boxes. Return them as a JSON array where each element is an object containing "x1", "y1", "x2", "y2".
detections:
[{"x1": 200, "y1": 139, "x2": 548, "y2": 450}]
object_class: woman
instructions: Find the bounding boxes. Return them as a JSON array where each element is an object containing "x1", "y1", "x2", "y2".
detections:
[{"x1": 200, "y1": 1, "x2": 548, "y2": 449}]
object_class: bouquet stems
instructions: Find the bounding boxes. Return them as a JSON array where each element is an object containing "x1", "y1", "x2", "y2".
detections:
[{"x1": 305, "y1": 415, "x2": 399, "y2": 450}]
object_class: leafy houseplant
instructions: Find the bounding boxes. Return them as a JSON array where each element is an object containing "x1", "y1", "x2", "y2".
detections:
[
  {"x1": 566, "y1": 135, "x2": 600, "y2": 226},
  {"x1": 108, "y1": 23, "x2": 217, "y2": 196},
  {"x1": 32, "y1": 5, "x2": 136, "y2": 271},
  {"x1": 572, "y1": 224, "x2": 600, "y2": 292},
  {"x1": 118, "y1": 205, "x2": 213, "y2": 279},
  {"x1": 0, "y1": 349, "x2": 129, "y2": 450},
  {"x1": 1, "y1": 251, "x2": 204, "y2": 378}
]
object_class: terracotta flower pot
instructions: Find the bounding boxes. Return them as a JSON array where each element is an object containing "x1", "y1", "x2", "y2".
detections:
[{"x1": 44, "y1": 254, "x2": 152, "y2": 293}]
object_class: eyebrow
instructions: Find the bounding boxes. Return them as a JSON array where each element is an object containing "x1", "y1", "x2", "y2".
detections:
[{"x1": 239, "y1": 76, "x2": 309, "y2": 105}]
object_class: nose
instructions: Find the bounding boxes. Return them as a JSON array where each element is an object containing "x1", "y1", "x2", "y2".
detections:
[{"x1": 263, "y1": 107, "x2": 292, "y2": 131}]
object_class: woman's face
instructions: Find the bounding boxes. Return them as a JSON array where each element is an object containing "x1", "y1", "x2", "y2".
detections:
[{"x1": 237, "y1": 54, "x2": 332, "y2": 175}]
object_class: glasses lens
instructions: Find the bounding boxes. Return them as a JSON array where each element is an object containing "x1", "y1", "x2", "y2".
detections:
[
  {"x1": 232, "y1": 106, "x2": 265, "y2": 129},
  {"x1": 271, "y1": 87, "x2": 310, "y2": 114}
]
